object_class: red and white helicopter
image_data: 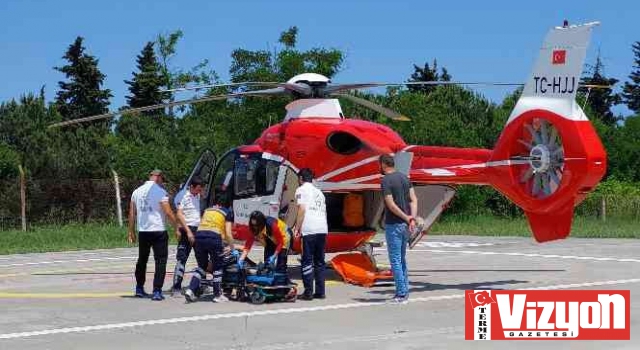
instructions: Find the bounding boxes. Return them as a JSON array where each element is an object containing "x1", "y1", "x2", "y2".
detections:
[{"x1": 52, "y1": 22, "x2": 606, "y2": 271}]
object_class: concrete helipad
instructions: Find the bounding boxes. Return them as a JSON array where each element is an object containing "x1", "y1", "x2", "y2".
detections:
[{"x1": 0, "y1": 235, "x2": 639, "y2": 349}]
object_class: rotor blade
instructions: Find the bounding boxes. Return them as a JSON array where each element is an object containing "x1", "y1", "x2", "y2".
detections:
[
  {"x1": 331, "y1": 93, "x2": 410, "y2": 121},
  {"x1": 48, "y1": 88, "x2": 286, "y2": 128},
  {"x1": 549, "y1": 168, "x2": 561, "y2": 187},
  {"x1": 324, "y1": 81, "x2": 523, "y2": 94},
  {"x1": 520, "y1": 167, "x2": 534, "y2": 183},
  {"x1": 532, "y1": 173, "x2": 541, "y2": 197},
  {"x1": 161, "y1": 81, "x2": 282, "y2": 93},
  {"x1": 542, "y1": 173, "x2": 552, "y2": 196},
  {"x1": 547, "y1": 126, "x2": 559, "y2": 150},
  {"x1": 283, "y1": 82, "x2": 313, "y2": 96},
  {"x1": 525, "y1": 124, "x2": 542, "y2": 144},
  {"x1": 517, "y1": 139, "x2": 533, "y2": 150},
  {"x1": 540, "y1": 119, "x2": 549, "y2": 145}
]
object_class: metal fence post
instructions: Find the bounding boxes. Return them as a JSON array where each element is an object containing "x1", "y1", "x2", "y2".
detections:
[
  {"x1": 18, "y1": 165, "x2": 26, "y2": 232},
  {"x1": 112, "y1": 169, "x2": 123, "y2": 227},
  {"x1": 601, "y1": 196, "x2": 606, "y2": 222}
]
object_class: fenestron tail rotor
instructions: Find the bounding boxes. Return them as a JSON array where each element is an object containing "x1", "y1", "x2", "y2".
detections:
[{"x1": 515, "y1": 118, "x2": 565, "y2": 199}]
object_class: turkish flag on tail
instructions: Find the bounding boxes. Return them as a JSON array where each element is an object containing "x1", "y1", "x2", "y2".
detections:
[{"x1": 552, "y1": 49, "x2": 566, "y2": 64}]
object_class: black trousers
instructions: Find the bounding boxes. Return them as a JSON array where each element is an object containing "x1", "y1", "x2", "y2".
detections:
[
  {"x1": 301, "y1": 234, "x2": 327, "y2": 296},
  {"x1": 172, "y1": 225, "x2": 197, "y2": 289},
  {"x1": 188, "y1": 232, "x2": 224, "y2": 296},
  {"x1": 135, "y1": 231, "x2": 169, "y2": 292}
]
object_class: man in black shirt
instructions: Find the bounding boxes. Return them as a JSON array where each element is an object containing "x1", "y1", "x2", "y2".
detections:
[{"x1": 379, "y1": 154, "x2": 418, "y2": 303}]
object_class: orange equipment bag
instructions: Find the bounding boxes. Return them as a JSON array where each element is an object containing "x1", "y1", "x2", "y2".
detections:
[
  {"x1": 330, "y1": 252, "x2": 393, "y2": 287},
  {"x1": 342, "y1": 193, "x2": 365, "y2": 227}
]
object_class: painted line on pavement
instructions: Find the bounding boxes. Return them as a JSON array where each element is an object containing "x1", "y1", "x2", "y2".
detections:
[
  {"x1": 1, "y1": 278, "x2": 639, "y2": 340},
  {"x1": 409, "y1": 249, "x2": 640, "y2": 263},
  {"x1": 0, "y1": 256, "x2": 137, "y2": 268},
  {"x1": 0, "y1": 292, "x2": 129, "y2": 298}
]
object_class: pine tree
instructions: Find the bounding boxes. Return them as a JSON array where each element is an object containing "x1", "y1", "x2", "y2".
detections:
[
  {"x1": 53, "y1": 36, "x2": 112, "y2": 179},
  {"x1": 124, "y1": 42, "x2": 164, "y2": 109},
  {"x1": 407, "y1": 59, "x2": 451, "y2": 94},
  {"x1": 622, "y1": 42, "x2": 640, "y2": 113},
  {"x1": 54, "y1": 36, "x2": 112, "y2": 122},
  {"x1": 579, "y1": 53, "x2": 621, "y2": 126}
]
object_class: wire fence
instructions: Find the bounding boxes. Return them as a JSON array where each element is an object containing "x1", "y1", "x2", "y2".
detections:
[
  {"x1": 0, "y1": 175, "x2": 638, "y2": 232},
  {"x1": 0, "y1": 174, "x2": 184, "y2": 231}
]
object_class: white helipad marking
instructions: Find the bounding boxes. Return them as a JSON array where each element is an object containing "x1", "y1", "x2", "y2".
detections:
[
  {"x1": 0, "y1": 256, "x2": 136, "y2": 268},
  {"x1": 414, "y1": 242, "x2": 495, "y2": 248},
  {"x1": 410, "y1": 249, "x2": 640, "y2": 263},
  {"x1": 1, "y1": 279, "x2": 639, "y2": 340}
]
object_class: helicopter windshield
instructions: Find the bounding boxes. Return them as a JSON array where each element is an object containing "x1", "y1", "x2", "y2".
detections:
[
  {"x1": 208, "y1": 150, "x2": 282, "y2": 206},
  {"x1": 233, "y1": 153, "x2": 280, "y2": 198}
]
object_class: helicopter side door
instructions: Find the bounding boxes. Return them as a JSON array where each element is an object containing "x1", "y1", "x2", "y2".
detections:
[
  {"x1": 174, "y1": 149, "x2": 216, "y2": 211},
  {"x1": 231, "y1": 153, "x2": 287, "y2": 225}
]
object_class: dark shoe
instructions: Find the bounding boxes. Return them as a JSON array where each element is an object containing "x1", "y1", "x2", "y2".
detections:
[
  {"x1": 298, "y1": 293, "x2": 313, "y2": 301},
  {"x1": 135, "y1": 287, "x2": 150, "y2": 298},
  {"x1": 151, "y1": 290, "x2": 165, "y2": 301},
  {"x1": 313, "y1": 294, "x2": 326, "y2": 299}
]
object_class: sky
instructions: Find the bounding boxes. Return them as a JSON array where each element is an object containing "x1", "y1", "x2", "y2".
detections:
[{"x1": 1, "y1": 0, "x2": 638, "y2": 117}]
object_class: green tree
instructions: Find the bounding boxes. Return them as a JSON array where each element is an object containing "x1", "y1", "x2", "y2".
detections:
[
  {"x1": 155, "y1": 30, "x2": 218, "y2": 116},
  {"x1": 125, "y1": 42, "x2": 164, "y2": 109},
  {"x1": 0, "y1": 142, "x2": 19, "y2": 179},
  {"x1": 608, "y1": 115, "x2": 640, "y2": 181},
  {"x1": 54, "y1": 37, "x2": 112, "y2": 122},
  {"x1": 579, "y1": 53, "x2": 621, "y2": 126},
  {"x1": 407, "y1": 59, "x2": 451, "y2": 94},
  {"x1": 230, "y1": 26, "x2": 344, "y2": 83},
  {"x1": 0, "y1": 91, "x2": 58, "y2": 177},
  {"x1": 622, "y1": 42, "x2": 640, "y2": 113},
  {"x1": 53, "y1": 36, "x2": 113, "y2": 178}
]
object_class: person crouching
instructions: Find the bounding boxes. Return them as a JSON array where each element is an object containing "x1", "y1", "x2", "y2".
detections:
[
  {"x1": 239, "y1": 211, "x2": 292, "y2": 280},
  {"x1": 184, "y1": 194, "x2": 238, "y2": 303}
]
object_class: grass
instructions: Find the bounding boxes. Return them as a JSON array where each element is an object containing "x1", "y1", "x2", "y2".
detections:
[
  {"x1": 0, "y1": 216, "x2": 637, "y2": 255},
  {"x1": 431, "y1": 215, "x2": 640, "y2": 239},
  {"x1": 0, "y1": 223, "x2": 180, "y2": 255}
]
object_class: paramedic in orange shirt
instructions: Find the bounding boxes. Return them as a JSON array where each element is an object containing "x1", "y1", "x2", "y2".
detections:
[{"x1": 239, "y1": 211, "x2": 293, "y2": 276}]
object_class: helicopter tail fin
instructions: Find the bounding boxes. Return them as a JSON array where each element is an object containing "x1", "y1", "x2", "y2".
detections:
[{"x1": 487, "y1": 22, "x2": 607, "y2": 242}]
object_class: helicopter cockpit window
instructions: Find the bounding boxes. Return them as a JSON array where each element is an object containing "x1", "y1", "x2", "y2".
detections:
[{"x1": 233, "y1": 155, "x2": 280, "y2": 198}]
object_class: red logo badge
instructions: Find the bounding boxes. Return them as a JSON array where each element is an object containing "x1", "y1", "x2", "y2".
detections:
[
  {"x1": 552, "y1": 50, "x2": 566, "y2": 64},
  {"x1": 468, "y1": 291, "x2": 496, "y2": 308},
  {"x1": 465, "y1": 290, "x2": 630, "y2": 340}
]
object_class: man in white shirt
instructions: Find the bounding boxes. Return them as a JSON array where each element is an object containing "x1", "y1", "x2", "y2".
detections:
[
  {"x1": 293, "y1": 168, "x2": 328, "y2": 300},
  {"x1": 128, "y1": 169, "x2": 178, "y2": 301},
  {"x1": 171, "y1": 176, "x2": 203, "y2": 296}
]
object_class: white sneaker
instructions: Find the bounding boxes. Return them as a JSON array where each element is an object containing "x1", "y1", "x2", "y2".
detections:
[
  {"x1": 213, "y1": 294, "x2": 229, "y2": 303},
  {"x1": 184, "y1": 289, "x2": 197, "y2": 303}
]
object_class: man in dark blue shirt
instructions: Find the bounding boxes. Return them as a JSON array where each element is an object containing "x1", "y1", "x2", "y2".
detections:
[{"x1": 380, "y1": 154, "x2": 418, "y2": 303}]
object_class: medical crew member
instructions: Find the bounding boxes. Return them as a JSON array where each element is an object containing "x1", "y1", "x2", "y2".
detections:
[
  {"x1": 171, "y1": 176, "x2": 203, "y2": 296},
  {"x1": 184, "y1": 194, "x2": 237, "y2": 303},
  {"x1": 293, "y1": 168, "x2": 328, "y2": 300},
  {"x1": 128, "y1": 169, "x2": 177, "y2": 301},
  {"x1": 239, "y1": 211, "x2": 293, "y2": 276}
]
